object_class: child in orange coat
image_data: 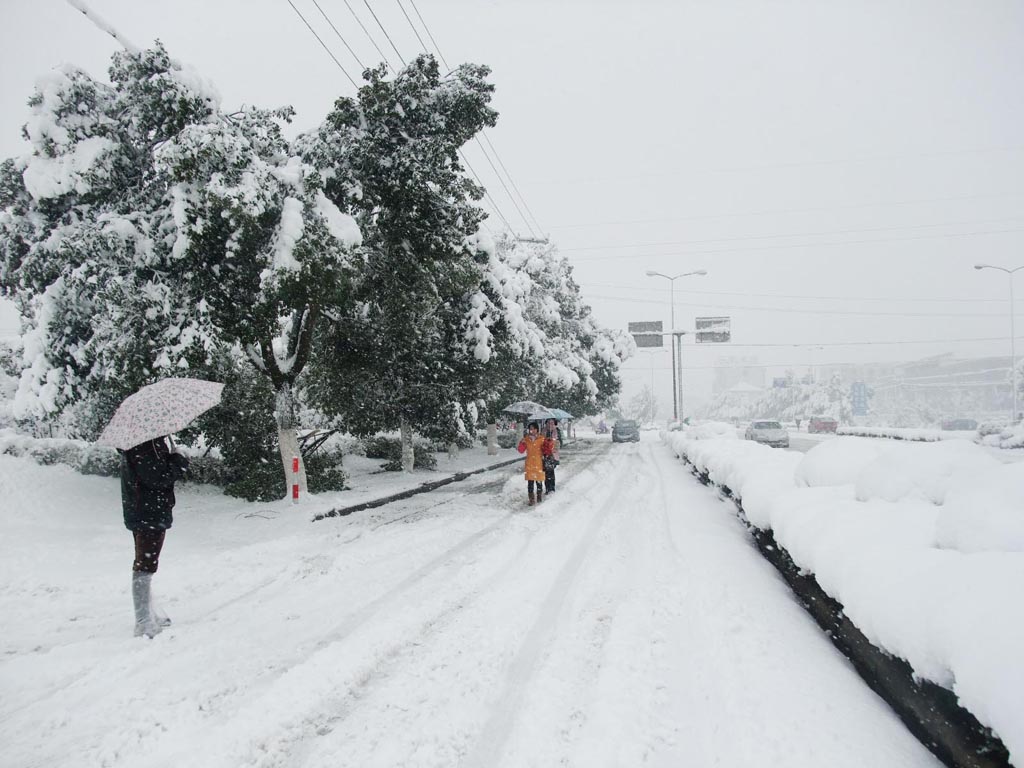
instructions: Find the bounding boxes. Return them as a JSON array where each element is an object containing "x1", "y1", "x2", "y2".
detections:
[{"x1": 517, "y1": 422, "x2": 553, "y2": 506}]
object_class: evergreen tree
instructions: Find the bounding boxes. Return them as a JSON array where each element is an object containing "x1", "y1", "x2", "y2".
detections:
[
  {"x1": 303, "y1": 55, "x2": 497, "y2": 470},
  {"x1": 0, "y1": 44, "x2": 361, "y2": 496}
]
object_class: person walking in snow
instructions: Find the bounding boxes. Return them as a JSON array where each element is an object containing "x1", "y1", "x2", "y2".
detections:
[
  {"x1": 517, "y1": 421, "x2": 553, "y2": 506},
  {"x1": 542, "y1": 418, "x2": 562, "y2": 494},
  {"x1": 120, "y1": 436, "x2": 189, "y2": 638}
]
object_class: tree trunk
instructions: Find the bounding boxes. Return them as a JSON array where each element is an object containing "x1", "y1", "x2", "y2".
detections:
[
  {"x1": 486, "y1": 423, "x2": 497, "y2": 455},
  {"x1": 400, "y1": 416, "x2": 415, "y2": 473},
  {"x1": 275, "y1": 384, "x2": 307, "y2": 499}
]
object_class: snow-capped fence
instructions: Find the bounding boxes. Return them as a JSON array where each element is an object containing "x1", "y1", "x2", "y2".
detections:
[
  {"x1": 662, "y1": 426, "x2": 1021, "y2": 768},
  {"x1": 837, "y1": 425, "x2": 973, "y2": 442}
]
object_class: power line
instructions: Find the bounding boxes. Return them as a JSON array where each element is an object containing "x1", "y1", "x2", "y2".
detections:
[
  {"x1": 561, "y1": 216, "x2": 1024, "y2": 253},
  {"x1": 474, "y1": 142, "x2": 539, "y2": 238},
  {"x1": 285, "y1": 0, "x2": 359, "y2": 88},
  {"x1": 407, "y1": 0, "x2": 449, "y2": 69},
  {"x1": 459, "y1": 150, "x2": 515, "y2": 232},
  {"x1": 398, "y1": 0, "x2": 545, "y2": 235},
  {"x1": 481, "y1": 132, "x2": 545, "y2": 234},
  {"x1": 585, "y1": 292, "x2": 1021, "y2": 318},
  {"x1": 641, "y1": 336, "x2": 1024, "y2": 348},
  {"x1": 546, "y1": 191, "x2": 1024, "y2": 231},
  {"x1": 310, "y1": 0, "x2": 366, "y2": 70},
  {"x1": 362, "y1": 0, "x2": 406, "y2": 65},
  {"x1": 571, "y1": 227, "x2": 1024, "y2": 262},
  {"x1": 394, "y1": 0, "x2": 429, "y2": 54},
  {"x1": 579, "y1": 283, "x2": 1021, "y2": 305},
  {"x1": 342, "y1": 0, "x2": 395, "y2": 70}
]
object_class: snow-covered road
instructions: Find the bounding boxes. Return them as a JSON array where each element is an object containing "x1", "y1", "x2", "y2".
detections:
[{"x1": 1, "y1": 436, "x2": 941, "y2": 767}]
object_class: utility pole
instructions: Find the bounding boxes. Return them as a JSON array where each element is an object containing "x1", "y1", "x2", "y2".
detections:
[
  {"x1": 975, "y1": 264, "x2": 1023, "y2": 423},
  {"x1": 645, "y1": 269, "x2": 707, "y2": 421}
]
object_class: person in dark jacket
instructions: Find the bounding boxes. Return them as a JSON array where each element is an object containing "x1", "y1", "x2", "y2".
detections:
[
  {"x1": 121, "y1": 436, "x2": 189, "y2": 638},
  {"x1": 542, "y1": 418, "x2": 562, "y2": 494}
]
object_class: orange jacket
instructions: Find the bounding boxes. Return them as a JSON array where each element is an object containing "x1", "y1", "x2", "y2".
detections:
[{"x1": 517, "y1": 433, "x2": 553, "y2": 482}]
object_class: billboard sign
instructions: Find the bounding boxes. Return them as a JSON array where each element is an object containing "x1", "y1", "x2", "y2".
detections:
[
  {"x1": 850, "y1": 381, "x2": 869, "y2": 416},
  {"x1": 696, "y1": 316, "x2": 731, "y2": 343},
  {"x1": 629, "y1": 320, "x2": 664, "y2": 348}
]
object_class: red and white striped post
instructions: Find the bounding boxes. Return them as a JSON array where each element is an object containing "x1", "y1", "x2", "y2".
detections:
[{"x1": 291, "y1": 456, "x2": 300, "y2": 504}]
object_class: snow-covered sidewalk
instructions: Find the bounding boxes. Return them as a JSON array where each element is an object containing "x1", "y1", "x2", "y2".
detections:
[{"x1": 1, "y1": 435, "x2": 939, "y2": 767}]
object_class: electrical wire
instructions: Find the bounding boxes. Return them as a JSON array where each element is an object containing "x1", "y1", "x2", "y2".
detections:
[
  {"x1": 584, "y1": 292, "x2": 1021, "y2": 318},
  {"x1": 570, "y1": 227, "x2": 1024, "y2": 262},
  {"x1": 546, "y1": 191, "x2": 1024, "y2": 231},
  {"x1": 579, "y1": 283, "x2": 1020, "y2": 305},
  {"x1": 459, "y1": 149, "x2": 515, "y2": 232},
  {"x1": 285, "y1": 0, "x2": 359, "y2": 88},
  {"x1": 397, "y1": 0, "x2": 545, "y2": 235},
  {"x1": 407, "y1": 0, "x2": 449, "y2": 69},
  {"x1": 342, "y1": 0, "x2": 396, "y2": 70},
  {"x1": 310, "y1": 0, "x2": 366, "y2": 70},
  {"x1": 561, "y1": 216, "x2": 1024, "y2": 253},
  {"x1": 394, "y1": 0, "x2": 429, "y2": 53},
  {"x1": 362, "y1": 0, "x2": 406, "y2": 65}
]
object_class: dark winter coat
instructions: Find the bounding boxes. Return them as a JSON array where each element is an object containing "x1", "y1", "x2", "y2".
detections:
[{"x1": 120, "y1": 438, "x2": 189, "y2": 531}]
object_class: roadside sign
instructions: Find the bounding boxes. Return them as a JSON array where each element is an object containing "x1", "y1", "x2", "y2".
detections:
[
  {"x1": 629, "y1": 320, "x2": 664, "y2": 348},
  {"x1": 696, "y1": 316, "x2": 731, "y2": 343},
  {"x1": 851, "y1": 381, "x2": 869, "y2": 416}
]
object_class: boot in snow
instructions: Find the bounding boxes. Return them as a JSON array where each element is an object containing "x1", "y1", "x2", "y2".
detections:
[
  {"x1": 528, "y1": 491, "x2": 535, "y2": 507},
  {"x1": 132, "y1": 571, "x2": 162, "y2": 638},
  {"x1": 536, "y1": 488, "x2": 544, "y2": 504}
]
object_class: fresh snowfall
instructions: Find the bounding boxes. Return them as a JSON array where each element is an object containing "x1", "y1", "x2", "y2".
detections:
[{"x1": 9, "y1": 423, "x2": 1024, "y2": 767}]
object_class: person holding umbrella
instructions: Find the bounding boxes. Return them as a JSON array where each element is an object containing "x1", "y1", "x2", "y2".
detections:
[
  {"x1": 121, "y1": 437, "x2": 189, "y2": 637},
  {"x1": 542, "y1": 418, "x2": 562, "y2": 494},
  {"x1": 98, "y1": 377, "x2": 224, "y2": 638},
  {"x1": 517, "y1": 421, "x2": 553, "y2": 506}
]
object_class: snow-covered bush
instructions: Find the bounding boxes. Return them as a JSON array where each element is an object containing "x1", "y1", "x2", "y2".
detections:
[
  {"x1": 794, "y1": 437, "x2": 887, "y2": 488},
  {"x1": 936, "y1": 462, "x2": 1024, "y2": 552},
  {"x1": 854, "y1": 440, "x2": 1000, "y2": 504}
]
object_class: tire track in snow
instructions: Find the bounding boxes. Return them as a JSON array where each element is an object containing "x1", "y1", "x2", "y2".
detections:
[{"x1": 460, "y1": 445, "x2": 643, "y2": 768}]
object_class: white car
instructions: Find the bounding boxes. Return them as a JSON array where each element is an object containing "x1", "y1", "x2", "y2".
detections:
[{"x1": 744, "y1": 420, "x2": 790, "y2": 448}]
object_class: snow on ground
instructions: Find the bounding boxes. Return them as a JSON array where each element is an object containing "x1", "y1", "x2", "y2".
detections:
[
  {"x1": 666, "y1": 425, "x2": 1024, "y2": 765},
  {"x1": 0, "y1": 433, "x2": 940, "y2": 768}
]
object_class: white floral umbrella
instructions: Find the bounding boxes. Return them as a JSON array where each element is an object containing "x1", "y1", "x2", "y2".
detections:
[
  {"x1": 502, "y1": 400, "x2": 547, "y2": 416},
  {"x1": 97, "y1": 378, "x2": 225, "y2": 450}
]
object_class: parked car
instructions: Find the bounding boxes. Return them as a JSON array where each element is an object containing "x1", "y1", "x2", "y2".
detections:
[
  {"x1": 940, "y1": 418, "x2": 978, "y2": 431},
  {"x1": 612, "y1": 419, "x2": 640, "y2": 443},
  {"x1": 807, "y1": 416, "x2": 838, "y2": 434},
  {"x1": 744, "y1": 420, "x2": 789, "y2": 448}
]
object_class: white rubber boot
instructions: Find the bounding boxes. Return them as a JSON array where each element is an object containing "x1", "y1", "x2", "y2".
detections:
[{"x1": 132, "y1": 571, "x2": 162, "y2": 638}]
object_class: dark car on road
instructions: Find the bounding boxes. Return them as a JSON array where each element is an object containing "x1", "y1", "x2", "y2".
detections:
[
  {"x1": 808, "y1": 416, "x2": 838, "y2": 434},
  {"x1": 612, "y1": 419, "x2": 640, "y2": 443}
]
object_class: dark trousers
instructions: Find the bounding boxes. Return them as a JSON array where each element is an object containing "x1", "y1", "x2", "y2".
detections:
[
  {"x1": 528, "y1": 480, "x2": 543, "y2": 495},
  {"x1": 544, "y1": 467, "x2": 556, "y2": 492},
  {"x1": 132, "y1": 529, "x2": 166, "y2": 573}
]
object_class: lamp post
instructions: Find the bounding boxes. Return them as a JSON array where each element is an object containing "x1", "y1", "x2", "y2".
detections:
[
  {"x1": 975, "y1": 263, "x2": 1023, "y2": 423},
  {"x1": 645, "y1": 269, "x2": 708, "y2": 421}
]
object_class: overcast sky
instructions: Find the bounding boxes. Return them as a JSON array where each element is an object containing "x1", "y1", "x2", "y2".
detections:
[{"x1": 2, "y1": 0, "x2": 1023, "y2": 409}]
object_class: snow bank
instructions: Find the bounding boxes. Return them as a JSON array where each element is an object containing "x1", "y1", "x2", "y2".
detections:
[
  {"x1": 937, "y1": 462, "x2": 1024, "y2": 553},
  {"x1": 662, "y1": 431, "x2": 1024, "y2": 764},
  {"x1": 838, "y1": 425, "x2": 972, "y2": 442},
  {"x1": 794, "y1": 436, "x2": 887, "y2": 488},
  {"x1": 854, "y1": 440, "x2": 1000, "y2": 504}
]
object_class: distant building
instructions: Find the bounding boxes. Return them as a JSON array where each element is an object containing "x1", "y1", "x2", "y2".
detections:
[{"x1": 713, "y1": 356, "x2": 764, "y2": 394}]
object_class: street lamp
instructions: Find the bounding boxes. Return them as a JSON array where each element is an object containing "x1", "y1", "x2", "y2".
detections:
[
  {"x1": 975, "y1": 263, "x2": 1024, "y2": 424},
  {"x1": 645, "y1": 269, "x2": 708, "y2": 421}
]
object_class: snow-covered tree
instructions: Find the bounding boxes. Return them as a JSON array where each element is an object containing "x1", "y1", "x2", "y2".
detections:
[
  {"x1": 0, "y1": 43, "x2": 361, "y2": 495},
  {"x1": 473, "y1": 235, "x2": 633, "y2": 419},
  {"x1": 302, "y1": 55, "x2": 497, "y2": 470}
]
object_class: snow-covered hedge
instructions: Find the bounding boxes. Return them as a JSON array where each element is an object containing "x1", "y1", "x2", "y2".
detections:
[
  {"x1": 0, "y1": 428, "x2": 230, "y2": 485},
  {"x1": 663, "y1": 427, "x2": 1024, "y2": 764},
  {"x1": 837, "y1": 425, "x2": 975, "y2": 442}
]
